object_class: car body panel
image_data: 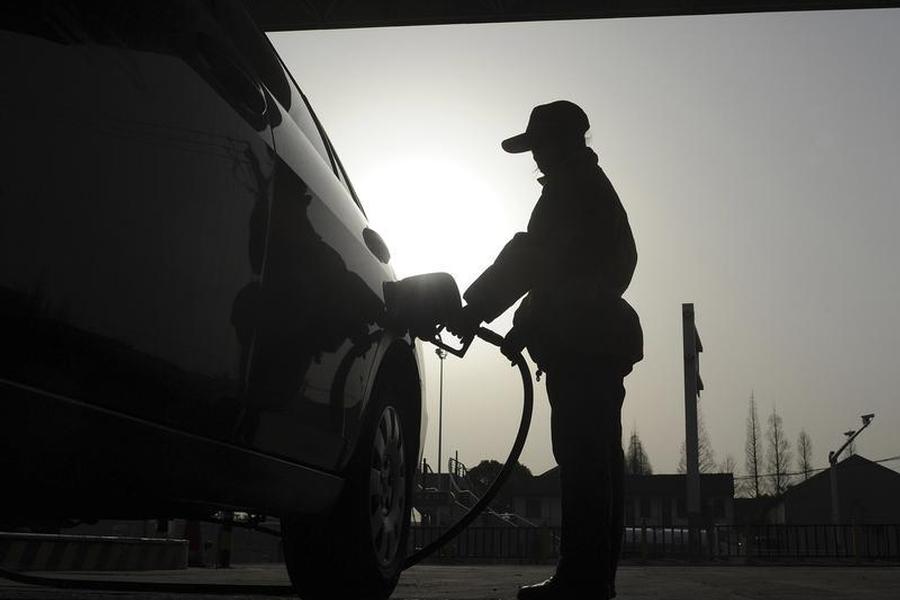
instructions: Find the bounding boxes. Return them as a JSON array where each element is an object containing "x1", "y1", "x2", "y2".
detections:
[
  {"x1": 0, "y1": 1, "x2": 424, "y2": 520},
  {"x1": 233, "y1": 66, "x2": 395, "y2": 470},
  {"x1": 0, "y1": 12, "x2": 275, "y2": 443},
  {"x1": 0, "y1": 377, "x2": 343, "y2": 518}
]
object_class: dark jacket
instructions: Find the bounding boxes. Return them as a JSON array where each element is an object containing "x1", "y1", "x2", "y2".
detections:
[{"x1": 463, "y1": 147, "x2": 642, "y2": 370}]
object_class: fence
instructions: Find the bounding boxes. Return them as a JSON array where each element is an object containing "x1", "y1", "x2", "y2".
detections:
[
  {"x1": 621, "y1": 526, "x2": 697, "y2": 558},
  {"x1": 716, "y1": 524, "x2": 900, "y2": 560},
  {"x1": 409, "y1": 526, "x2": 556, "y2": 561},
  {"x1": 408, "y1": 525, "x2": 698, "y2": 562},
  {"x1": 409, "y1": 524, "x2": 900, "y2": 562}
]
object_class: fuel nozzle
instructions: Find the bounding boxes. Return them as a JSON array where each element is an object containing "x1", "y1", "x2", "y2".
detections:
[{"x1": 383, "y1": 272, "x2": 474, "y2": 357}]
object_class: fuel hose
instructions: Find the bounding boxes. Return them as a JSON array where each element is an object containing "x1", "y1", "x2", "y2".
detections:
[{"x1": 403, "y1": 326, "x2": 533, "y2": 568}]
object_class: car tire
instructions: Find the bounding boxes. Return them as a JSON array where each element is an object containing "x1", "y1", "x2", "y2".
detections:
[{"x1": 282, "y1": 391, "x2": 413, "y2": 600}]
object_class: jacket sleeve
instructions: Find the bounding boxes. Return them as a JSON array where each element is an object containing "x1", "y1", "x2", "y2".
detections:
[{"x1": 462, "y1": 232, "x2": 537, "y2": 323}]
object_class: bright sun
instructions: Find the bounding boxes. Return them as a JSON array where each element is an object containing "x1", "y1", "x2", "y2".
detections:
[{"x1": 358, "y1": 155, "x2": 512, "y2": 291}]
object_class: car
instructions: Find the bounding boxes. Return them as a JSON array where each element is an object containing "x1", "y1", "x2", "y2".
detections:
[{"x1": 0, "y1": 2, "x2": 425, "y2": 598}]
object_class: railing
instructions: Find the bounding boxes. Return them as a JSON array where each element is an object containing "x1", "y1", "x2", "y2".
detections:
[
  {"x1": 409, "y1": 526, "x2": 557, "y2": 561},
  {"x1": 408, "y1": 524, "x2": 900, "y2": 562},
  {"x1": 621, "y1": 526, "x2": 699, "y2": 557},
  {"x1": 408, "y1": 526, "x2": 697, "y2": 561},
  {"x1": 448, "y1": 456, "x2": 469, "y2": 480},
  {"x1": 716, "y1": 524, "x2": 900, "y2": 560}
]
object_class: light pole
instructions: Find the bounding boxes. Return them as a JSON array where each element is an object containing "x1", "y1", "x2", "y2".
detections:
[
  {"x1": 435, "y1": 347, "x2": 447, "y2": 482},
  {"x1": 828, "y1": 413, "x2": 875, "y2": 524},
  {"x1": 843, "y1": 430, "x2": 857, "y2": 457}
]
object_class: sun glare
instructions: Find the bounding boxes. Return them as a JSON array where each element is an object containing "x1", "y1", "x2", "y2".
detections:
[{"x1": 358, "y1": 156, "x2": 511, "y2": 290}]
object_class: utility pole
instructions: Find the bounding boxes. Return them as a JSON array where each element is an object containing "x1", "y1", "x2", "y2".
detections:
[
  {"x1": 843, "y1": 430, "x2": 856, "y2": 457},
  {"x1": 682, "y1": 303, "x2": 704, "y2": 558},
  {"x1": 435, "y1": 347, "x2": 447, "y2": 482},
  {"x1": 435, "y1": 348, "x2": 448, "y2": 529},
  {"x1": 828, "y1": 413, "x2": 874, "y2": 525}
]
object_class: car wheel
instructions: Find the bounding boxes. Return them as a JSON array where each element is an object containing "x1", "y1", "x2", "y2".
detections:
[{"x1": 282, "y1": 393, "x2": 413, "y2": 600}]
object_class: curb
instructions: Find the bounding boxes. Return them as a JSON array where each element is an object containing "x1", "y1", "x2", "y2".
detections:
[{"x1": 0, "y1": 532, "x2": 188, "y2": 571}]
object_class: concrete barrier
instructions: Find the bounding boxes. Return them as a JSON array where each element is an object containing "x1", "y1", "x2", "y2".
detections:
[{"x1": 0, "y1": 532, "x2": 187, "y2": 571}]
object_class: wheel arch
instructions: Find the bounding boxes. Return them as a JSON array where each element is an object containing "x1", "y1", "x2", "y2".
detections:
[{"x1": 342, "y1": 335, "x2": 424, "y2": 472}]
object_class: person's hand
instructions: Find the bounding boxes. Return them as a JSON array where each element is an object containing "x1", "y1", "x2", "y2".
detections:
[
  {"x1": 446, "y1": 304, "x2": 482, "y2": 339},
  {"x1": 500, "y1": 325, "x2": 527, "y2": 364}
]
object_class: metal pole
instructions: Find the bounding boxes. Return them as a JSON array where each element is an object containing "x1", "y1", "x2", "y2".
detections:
[
  {"x1": 829, "y1": 451, "x2": 841, "y2": 525},
  {"x1": 682, "y1": 303, "x2": 702, "y2": 558},
  {"x1": 436, "y1": 348, "x2": 447, "y2": 481},
  {"x1": 828, "y1": 414, "x2": 874, "y2": 526},
  {"x1": 435, "y1": 348, "x2": 447, "y2": 529}
]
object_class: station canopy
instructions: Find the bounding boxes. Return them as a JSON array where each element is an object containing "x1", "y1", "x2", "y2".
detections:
[{"x1": 249, "y1": 0, "x2": 899, "y2": 31}]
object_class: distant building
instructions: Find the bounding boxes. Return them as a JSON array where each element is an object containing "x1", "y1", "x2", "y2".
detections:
[
  {"x1": 511, "y1": 468, "x2": 735, "y2": 527},
  {"x1": 768, "y1": 454, "x2": 900, "y2": 524},
  {"x1": 733, "y1": 495, "x2": 782, "y2": 526}
]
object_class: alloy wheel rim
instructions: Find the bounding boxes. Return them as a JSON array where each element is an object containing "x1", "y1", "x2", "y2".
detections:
[{"x1": 369, "y1": 405, "x2": 406, "y2": 566}]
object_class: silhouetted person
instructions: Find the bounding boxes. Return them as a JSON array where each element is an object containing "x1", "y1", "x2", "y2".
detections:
[{"x1": 452, "y1": 100, "x2": 642, "y2": 599}]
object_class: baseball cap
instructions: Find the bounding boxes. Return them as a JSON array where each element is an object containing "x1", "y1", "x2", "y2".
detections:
[{"x1": 501, "y1": 100, "x2": 590, "y2": 154}]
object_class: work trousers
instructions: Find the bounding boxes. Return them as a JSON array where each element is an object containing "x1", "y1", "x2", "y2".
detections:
[{"x1": 546, "y1": 359, "x2": 627, "y2": 590}]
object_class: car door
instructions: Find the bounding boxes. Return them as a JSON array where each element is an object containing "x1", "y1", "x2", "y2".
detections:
[
  {"x1": 0, "y1": 1, "x2": 278, "y2": 441},
  {"x1": 236, "y1": 69, "x2": 392, "y2": 470}
]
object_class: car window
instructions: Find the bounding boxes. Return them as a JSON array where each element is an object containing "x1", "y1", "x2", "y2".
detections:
[
  {"x1": 259, "y1": 35, "x2": 365, "y2": 213},
  {"x1": 326, "y1": 135, "x2": 367, "y2": 216},
  {"x1": 207, "y1": 0, "x2": 290, "y2": 109},
  {"x1": 283, "y1": 79, "x2": 334, "y2": 169},
  {"x1": 332, "y1": 150, "x2": 351, "y2": 192}
]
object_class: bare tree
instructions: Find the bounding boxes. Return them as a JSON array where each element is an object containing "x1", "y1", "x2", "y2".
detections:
[
  {"x1": 719, "y1": 454, "x2": 737, "y2": 474},
  {"x1": 744, "y1": 392, "x2": 763, "y2": 497},
  {"x1": 766, "y1": 406, "x2": 793, "y2": 495},
  {"x1": 625, "y1": 425, "x2": 653, "y2": 475},
  {"x1": 734, "y1": 475, "x2": 754, "y2": 498},
  {"x1": 797, "y1": 430, "x2": 814, "y2": 480},
  {"x1": 678, "y1": 409, "x2": 716, "y2": 474}
]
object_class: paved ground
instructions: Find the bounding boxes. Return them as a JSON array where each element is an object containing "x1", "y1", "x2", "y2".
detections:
[{"x1": 1, "y1": 563, "x2": 899, "y2": 599}]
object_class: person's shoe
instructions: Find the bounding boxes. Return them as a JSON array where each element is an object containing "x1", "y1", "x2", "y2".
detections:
[
  {"x1": 517, "y1": 576, "x2": 610, "y2": 600},
  {"x1": 517, "y1": 577, "x2": 568, "y2": 600}
]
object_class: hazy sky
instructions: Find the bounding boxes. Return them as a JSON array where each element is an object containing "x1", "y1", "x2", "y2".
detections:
[{"x1": 269, "y1": 8, "x2": 900, "y2": 478}]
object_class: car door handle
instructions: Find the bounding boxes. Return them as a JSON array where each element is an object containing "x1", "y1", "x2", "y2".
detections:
[{"x1": 363, "y1": 228, "x2": 391, "y2": 264}]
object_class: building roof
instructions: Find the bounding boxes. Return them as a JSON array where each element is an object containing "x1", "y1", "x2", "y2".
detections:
[
  {"x1": 786, "y1": 453, "x2": 899, "y2": 498},
  {"x1": 773, "y1": 454, "x2": 900, "y2": 524},
  {"x1": 249, "y1": 1, "x2": 900, "y2": 32},
  {"x1": 733, "y1": 495, "x2": 782, "y2": 525}
]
